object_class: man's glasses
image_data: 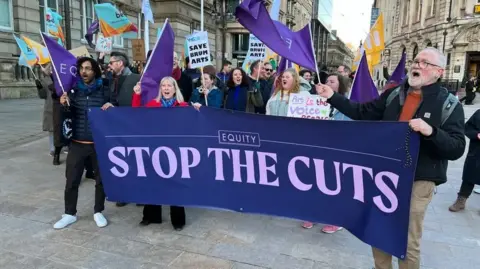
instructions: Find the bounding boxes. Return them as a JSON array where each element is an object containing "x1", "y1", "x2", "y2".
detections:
[
  {"x1": 265, "y1": 68, "x2": 273, "y2": 72},
  {"x1": 411, "y1": 60, "x2": 442, "y2": 69},
  {"x1": 108, "y1": 60, "x2": 120, "y2": 65}
]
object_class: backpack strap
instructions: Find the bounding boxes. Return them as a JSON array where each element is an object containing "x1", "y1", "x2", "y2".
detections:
[
  {"x1": 386, "y1": 86, "x2": 401, "y2": 107},
  {"x1": 440, "y1": 87, "x2": 459, "y2": 126}
]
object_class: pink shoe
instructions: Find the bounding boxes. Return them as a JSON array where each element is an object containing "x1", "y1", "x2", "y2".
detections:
[
  {"x1": 321, "y1": 225, "x2": 343, "y2": 234},
  {"x1": 301, "y1": 221, "x2": 314, "y2": 229}
]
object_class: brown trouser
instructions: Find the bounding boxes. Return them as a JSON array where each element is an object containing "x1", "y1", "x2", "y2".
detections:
[{"x1": 372, "y1": 180, "x2": 435, "y2": 269}]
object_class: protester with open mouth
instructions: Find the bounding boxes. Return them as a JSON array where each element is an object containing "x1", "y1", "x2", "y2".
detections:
[
  {"x1": 316, "y1": 47, "x2": 466, "y2": 269},
  {"x1": 266, "y1": 68, "x2": 308, "y2": 117},
  {"x1": 53, "y1": 57, "x2": 113, "y2": 230},
  {"x1": 131, "y1": 76, "x2": 200, "y2": 230},
  {"x1": 224, "y1": 67, "x2": 262, "y2": 112}
]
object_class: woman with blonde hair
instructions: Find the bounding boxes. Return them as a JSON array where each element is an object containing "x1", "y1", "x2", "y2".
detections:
[
  {"x1": 131, "y1": 76, "x2": 198, "y2": 230},
  {"x1": 132, "y1": 76, "x2": 188, "y2": 108},
  {"x1": 266, "y1": 68, "x2": 310, "y2": 116}
]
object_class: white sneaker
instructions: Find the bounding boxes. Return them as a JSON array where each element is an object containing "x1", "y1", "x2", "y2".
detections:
[
  {"x1": 53, "y1": 214, "x2": 77, "y2": 229},
  {"x1": 94, "y1": 213, "x2": 108, "y2": 228}
]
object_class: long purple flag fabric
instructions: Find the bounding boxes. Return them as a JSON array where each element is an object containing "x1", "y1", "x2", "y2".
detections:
[
  {"x1": 389, "y1": 52, "x2": 406, "y2": 84},
  {"x1": 85, "y1": 20, "x2": 99, "y2": 49},
  {"x1": 41, "y1": 33, "x2": 77, "y2": 96},
  {"x1": 349, "y1": 52, "x2": 378, "y2": 103},
  {"x1": 140, "y1": 19, "x2": 174, "y2": 104},
  {"x1": 236, "y1": 0, "x2": 316, "y2": 71}
]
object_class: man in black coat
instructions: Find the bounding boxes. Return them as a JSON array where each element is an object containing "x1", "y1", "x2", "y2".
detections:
[
  {"x1": 53, "y1": 57, "x2": 114, "y2": 230},
  {"x1": 316, "y1": 47, "x2": 466, "y2": 269},
  {"x1": 449, "y1": 109, "x2": 480, "y2": 212}
]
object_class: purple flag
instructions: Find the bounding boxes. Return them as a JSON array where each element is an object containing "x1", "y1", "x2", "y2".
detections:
[
  {"x1": 141, "y1": 19, "x2": 174, "y2": 104},
  {"x1": 41, "y1": 32, "x2": 78, "y2": 96},
  {"x1": 389, "y1": 52, "x2": 406, "y2": 84},
  {"x1": 85, "y1": 20, "x2": 99, "y2": 49},
  {"x1": 270, "y1": 56, "x2": 296, "y2": 95},
  {"x1": 236, "y1": 0, "x2": 316, "y2": 71},
  {"x1": 349, "y1": 52, "x2": 378, "y2": 103}
]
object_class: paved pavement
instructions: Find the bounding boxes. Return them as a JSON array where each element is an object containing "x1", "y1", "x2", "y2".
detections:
[
  {"x1": 0, "y1": 99, "x2": 480, "y2": 269},
  {"x1": 0, "y1": 98, "x2": 46, "y2": 151}
]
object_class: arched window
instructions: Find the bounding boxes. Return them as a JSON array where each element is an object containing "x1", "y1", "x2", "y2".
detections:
[
  {"x1": 413, "y1": 44, "x2": 419, "y2": 59},
  {"x1": 426, "y1": 41, "x2": 432, "y2": 47}
]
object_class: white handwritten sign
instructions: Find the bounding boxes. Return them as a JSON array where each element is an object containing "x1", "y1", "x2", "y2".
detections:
[
  {"x1": 95, "y1": 33, "x2": 112, "y2": 53},
  {"x1": 287, "y1": 93, "x2": 331, "y2": 120},
  {"x1": 186, "y1": 31, "x2": 211, "y2": 68}
]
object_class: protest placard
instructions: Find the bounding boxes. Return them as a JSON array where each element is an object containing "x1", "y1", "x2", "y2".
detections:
[
  {"x1": 242, "y1": 35, "x2": 266, "y2": 73},
  {"x1": 287, "y1": 93, "x2": 331, "y2": 120},
  {"x1": 69, "y1": 46, "x2": 90, "y2": 58},
  {"x1": 186, "y1": 31, "x2": 210, "y2": 68},
  {"x1": 131, "y1": 39, "x2": 146, "y2": 61},
  {"x1": 95, "y1": 33, "x2": 112, "y2": 53}
]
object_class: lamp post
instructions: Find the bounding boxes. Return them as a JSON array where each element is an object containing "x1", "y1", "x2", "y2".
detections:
[{"x1": 64, "y1": 0, "x2": 72, "y2": 50}]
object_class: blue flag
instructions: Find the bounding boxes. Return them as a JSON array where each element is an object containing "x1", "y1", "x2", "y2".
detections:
[
  {"x1": 349, "y1": 52, "x2": 379, "y2": 103},
  {"x1": 89, "y1": 107, "x2": 420, "y2": 259},
  {"x1": 236, "y1": 0, "x2": 316, "y2": 71}
]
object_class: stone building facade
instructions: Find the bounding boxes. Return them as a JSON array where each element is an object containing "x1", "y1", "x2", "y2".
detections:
[
  {"x1": 376, "y1": 0, "x2": 480, "y2": 87},
  {"x1": 0, "y1": 0, "x2": 315, "y2": 99},
  {"x1": 326, "y1": 31, "x2": 355, "y2": 72}
]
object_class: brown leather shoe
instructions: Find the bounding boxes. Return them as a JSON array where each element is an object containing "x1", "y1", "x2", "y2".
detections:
[{"x1": 449, "y1": 196, "x2": 467, "y2": 212}]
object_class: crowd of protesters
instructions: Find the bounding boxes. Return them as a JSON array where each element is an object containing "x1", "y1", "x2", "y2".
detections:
[{"x1": 33, "y1": 47, "x2": 480, "y2": 269}]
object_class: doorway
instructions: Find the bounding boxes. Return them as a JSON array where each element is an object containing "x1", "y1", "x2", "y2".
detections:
[{"x1": 466, "y1": 52, "x2": 480, "y2": 78}]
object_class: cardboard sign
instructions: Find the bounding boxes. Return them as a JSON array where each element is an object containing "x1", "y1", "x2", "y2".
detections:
[
  {"x1": 95, "y1": 33, "x2": 113, "y2": 53},
  {"x1": 131, "y1": 39, "x2": 146, "y2": 61},
  {"x1": 69, "y1": 46, "x2": 90, "y2": 58},
  {"x1": 186, "y1": 31, "x2": 211, "y2": 68},
  {"x1": 287, "y1": 93, "x2": 331, "y2": 120}
]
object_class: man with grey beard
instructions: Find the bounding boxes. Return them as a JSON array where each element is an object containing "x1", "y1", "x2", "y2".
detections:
[{"x1": 315, "y1": 47, "x2": 466, "y2": 269}]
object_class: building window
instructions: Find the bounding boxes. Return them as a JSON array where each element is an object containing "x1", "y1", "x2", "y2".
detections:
[
  {"x1": 190, "y1": 20, "x2": 201, "y2": 33},
  {"x1": 81, "y1": 0, "x2": 95, "y2": 41},
  {"x1": 138, "y1": 14, "x2": 144, "y2": 39},
  {"x1": 413, "y1": 44, "x2": 418, "y2": 59},
  {"x1": 402, "y1": 0, "x2": 410, "y2": 25},
  {"x1": 415, "y1": 0, "x2": 421, "y2": 21},
  {"x1": 426, "y1": 41, "x2": 432, "y2": 47},
  {"x1": 39, "y1": 0, "x2": 59, "y2": 32},
  {"x1": 226, "y1": 0, "x2": 239, "y2": 15},
  {"x1": 0, "y1": 0, "x2": 13, "y2": 30}
]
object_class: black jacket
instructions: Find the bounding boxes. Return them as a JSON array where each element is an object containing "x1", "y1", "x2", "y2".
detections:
[
  {"x1": 328, "y1": 81, "x2": 466, "y2": 185},
  {"x1": 463, "y1": 110, "x2": 480, "y2": 185},
  {"x1": 68, "y1": 81, "x2": 111, "y2": 142}
]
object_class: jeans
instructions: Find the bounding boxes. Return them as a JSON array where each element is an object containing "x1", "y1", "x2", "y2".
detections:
[
  {"x1": 48, "y1": 132, "x2": 54, "y2": 152},
  {"x1": 459, "y1": 181, "x2": 475, "y2": 198},
  {"x1": 64, "y1": 142, "x2": 105, "y2": 215}
]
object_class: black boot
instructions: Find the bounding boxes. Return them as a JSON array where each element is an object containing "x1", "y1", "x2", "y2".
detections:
[
  {"x1": 53, "y1": 146, "x2": 61, "y2": 166},
  {"x1": 53, "y1": 154, "x2": 60, "y2": 166}
]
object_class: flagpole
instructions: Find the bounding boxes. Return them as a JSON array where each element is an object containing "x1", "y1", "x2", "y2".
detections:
[
  {"x1": 29, "y1": 67, "x2": 38, "y2": 80},
  {"x1": 308, "y1": 23, "x2": 320, "y2": 82},
  {"x1": 200, "y1": 0, "x2": 204, "y2": 31},
  {"x1": 144, "y1": 18, "x2": 150, "y2": 54}
]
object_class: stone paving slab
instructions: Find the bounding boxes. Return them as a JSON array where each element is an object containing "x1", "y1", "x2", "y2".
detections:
[
  {"x1": 0, "y1": 98, "x2": 46, "y2": 151},
  {"x1": 0, "y1": 103, "x2": 479, "y2": 268}
]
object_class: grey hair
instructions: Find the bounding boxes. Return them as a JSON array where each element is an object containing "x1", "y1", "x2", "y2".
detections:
[{"x1": 422, "y1": 47, "x2": 447, "y2": 69}]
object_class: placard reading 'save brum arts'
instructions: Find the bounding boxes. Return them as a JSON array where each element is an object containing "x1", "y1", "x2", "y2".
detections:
[
  {"x1": 287, "y1": 93, "x2": 331, "y2": 120},
  {"x1": 186, "y1": 31, "x2": 211, "y2": 68}
]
